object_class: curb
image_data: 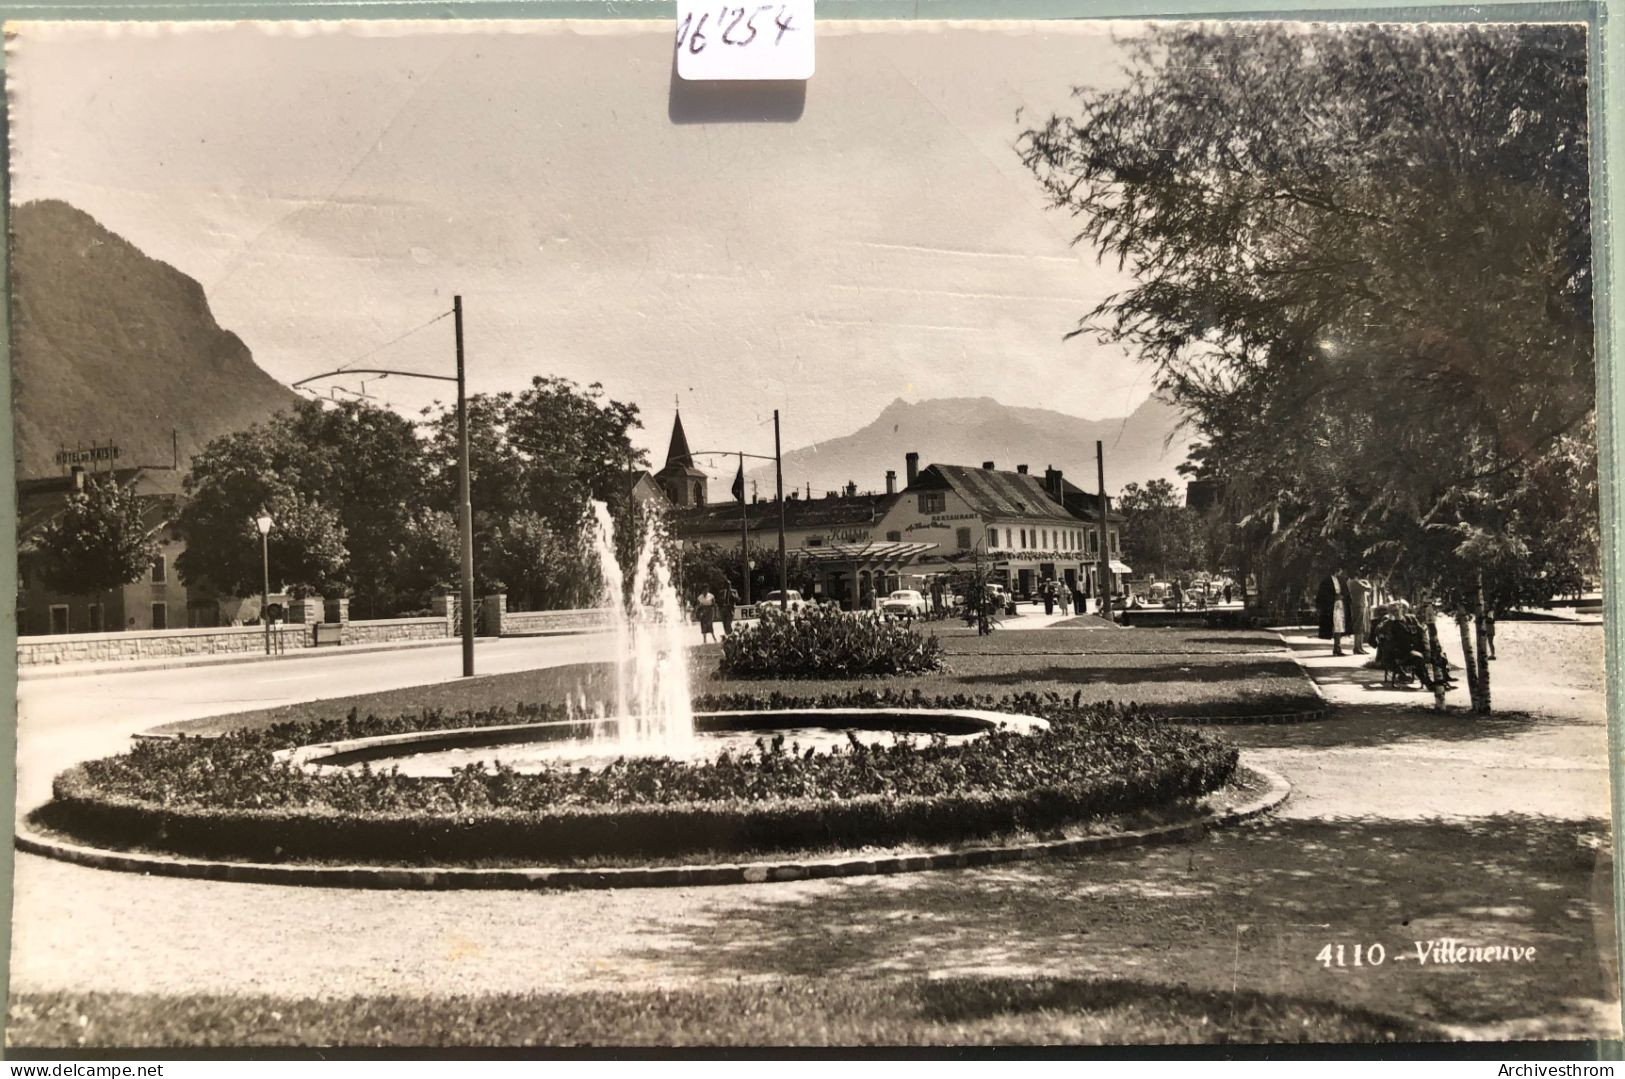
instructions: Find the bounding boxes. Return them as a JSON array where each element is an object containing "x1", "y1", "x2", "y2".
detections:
[
  {"x1": 14, "y1": 766, "x2": 1290, "y2": 892},
  {"x1": 17, "y1": 635, "x2": 501, "y2": 682}
]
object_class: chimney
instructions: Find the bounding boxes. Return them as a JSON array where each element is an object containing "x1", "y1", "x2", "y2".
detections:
[
  {"x1": 982, "y1": 461, "x2": 995, "y2": 471},
  {"x1": 905, "y1": 452, "x2": 919, "y2": 486},
  {"x1": 844, "y1": 480, "x2": 857, "y2": 498},
  {"x1": 1016, "y1": 464, "x2": 1029, "y2": 475},
  {"x1": 1045, "y1": 466, "x2": 1064, "y2": 498},
  {"x1": 885, "y1": 470, "x2": 897, "y2": 495}
]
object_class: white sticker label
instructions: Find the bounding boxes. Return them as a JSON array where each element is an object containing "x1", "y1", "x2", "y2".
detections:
[{"x1": 675, "y1": 0, "x2": 814, "y2": 81}]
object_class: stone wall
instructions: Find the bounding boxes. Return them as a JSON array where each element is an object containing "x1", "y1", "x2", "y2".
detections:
[
  {"x1": 499, "y1": 608, "x2": 616, "y2": 636},
  {"x1": 17, "y1": 614, "x2": 449, "y2": 666},
  {"x1": 341, "y1": 617, "x2": 449, "y2": 645},
  {"x1": 17, "y1": 624, "x2": 313, "y2": 666}
]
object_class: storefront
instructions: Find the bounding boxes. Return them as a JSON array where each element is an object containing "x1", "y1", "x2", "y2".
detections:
[{"x1": 790, "y1": 540, "x2": 938, "y2": 609}]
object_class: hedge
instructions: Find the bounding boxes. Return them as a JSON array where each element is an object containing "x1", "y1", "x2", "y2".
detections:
[
  {"x1": 37, "y1": 693, "x2": 1239, "y2": 865},
  {"x1": 719, "y1": 607, "x2": 946, "y2": 678}
]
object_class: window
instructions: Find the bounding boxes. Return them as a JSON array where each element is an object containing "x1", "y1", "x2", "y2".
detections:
[
  {"x1": 956, "y1": 527, "x2": 973, "y2": 550},
  {"x1": 693, "y1": 482, "x2": 706, "y2": 506},
  {"x1": 988, "y1": 528, "x2": 1000, "y2": 548},
  {"x1": 49, "y1": 605, "x2": 69, "y2": 635},
  {"x1": 807, "y1": 537, "x2": 823, "y2": 547},
  {"x1": 86, "y1": 603, "x2": 102, "y2": 633},
  {"x1": 1088, "y1": 532, "x2": 1100, "y2": 555},
  {"x1": 918, "y1": 492, "x2": 945, "y2": 515},
  {"x1": 1110, "y1": 530, "x2": 1120, "y2": 555},
  {"x1": 150, "y1": 554, "x2": 167, "y2": 583},
  {"x1": 1020, "y1": 528, "x2": 1028, "y2": 547},
  {"x1": 886, "y1": 530, "x2": 902, "y2": 542},
  {"x1": 151, "y1": 602, "x2": 168, "y2": 630}
]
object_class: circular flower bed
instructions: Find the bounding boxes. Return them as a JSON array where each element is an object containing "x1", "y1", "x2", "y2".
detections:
[
  {"x1": 719, "y1": 606, "x2": 946, "y2": 678},
  {"x1": 34, "y1": 692, "x2": 1238, "y2": 867}
]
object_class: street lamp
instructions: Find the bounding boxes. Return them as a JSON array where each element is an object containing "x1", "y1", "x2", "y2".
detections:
[{"x1": 255, "y1": 508, "x2": 274, "y2": 655}]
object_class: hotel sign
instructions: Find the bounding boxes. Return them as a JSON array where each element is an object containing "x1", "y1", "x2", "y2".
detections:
[{"x1": 55, "y1": 444, "x2": 121, "y2": 466}]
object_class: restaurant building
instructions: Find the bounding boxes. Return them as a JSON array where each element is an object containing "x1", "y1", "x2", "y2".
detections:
[{"x1": 660, "y1": 411, "x2": 1129, "y2": 608}]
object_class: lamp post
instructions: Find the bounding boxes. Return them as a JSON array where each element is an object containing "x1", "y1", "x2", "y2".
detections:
[
  {"x1": 291, "y1": 295, "x2": 476, "y2": 677},
  {"x1": 255, "y1": 508, "x2": 273, "y2": 655}
]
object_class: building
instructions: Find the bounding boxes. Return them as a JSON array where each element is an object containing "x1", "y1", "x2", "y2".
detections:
[
  {"x1": 896, "y1": 458, "x2": 1129, "y2": 601},
  {"x1": 15, "y1": 466, "x2": 209, "y2": 634},
  {"x1": 652, "y1": 410, "x2": 710, "y2": 508},
  {"x1": 659, "y1": 410, "x2": 1130, "y2": 608}
]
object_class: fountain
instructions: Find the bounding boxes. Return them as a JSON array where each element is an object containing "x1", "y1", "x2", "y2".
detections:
[
  {"x1": 282, "y1": 500, "x2": 1045, "y2": 778},
  {"x1": 581, "y1": 499, "x2": 696, "y2": 754}
]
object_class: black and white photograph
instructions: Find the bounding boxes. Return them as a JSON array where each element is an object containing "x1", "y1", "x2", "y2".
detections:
[{"x1": 2, "y1": 13, "x2": 1617, "y2": 1052}]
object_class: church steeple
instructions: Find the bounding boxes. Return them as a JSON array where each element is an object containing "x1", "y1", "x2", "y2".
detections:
[
  {"x1": 655, "y1": 409, "x2": 708, "y2": 507},
  {"x1": 665, "y1": 409, "x2": 694, "y2": 469}
]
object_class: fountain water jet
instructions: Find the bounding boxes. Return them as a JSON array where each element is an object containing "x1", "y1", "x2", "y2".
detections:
[{"x1": 583, "y1": 499, "x2": 696, "y2": 754}]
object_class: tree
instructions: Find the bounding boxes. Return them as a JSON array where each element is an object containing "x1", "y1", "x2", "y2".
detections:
[
  {"x1": 174, "y1": 399, "x2": 430, "y2": 613},
  {"x1": 1019, "y1": 23, "x2": 1594, "y2": 712},
  {"x1": 30, "y1": 476, "x2": 159, "y2": 597},
  {"x1": 422, "y1": 376, "x2": 649, "y2": 611},
  {"x1": 1118, "y1": 478, "x2": 1207, "y2": 579}
]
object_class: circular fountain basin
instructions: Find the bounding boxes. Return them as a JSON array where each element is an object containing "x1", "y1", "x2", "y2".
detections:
[{"x1": 281, "y1": 709, "x2": 1047, "y2": 778}]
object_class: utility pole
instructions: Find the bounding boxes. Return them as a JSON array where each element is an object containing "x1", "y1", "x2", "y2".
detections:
[
  {"x1": 775, "y1": 409, "x2": 787, "y2": 609},
  {"x1": 455, "y1": 295, "x2": 475, "y2": 677},
  {"x1": 1095, "y1": 439, "x2": 1112, "y2": 623},
  {"x1": 738, "y1": 449, "x2": 751, "y2": 606}
]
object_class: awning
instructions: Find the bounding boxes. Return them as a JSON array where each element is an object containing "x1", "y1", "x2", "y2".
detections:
[
  {"x1": 790, "y1": 541, "x2": 939, "y2": 565},
  {"x1": 1109, "y1": 560, "x2": 1133, "y2": 574}
]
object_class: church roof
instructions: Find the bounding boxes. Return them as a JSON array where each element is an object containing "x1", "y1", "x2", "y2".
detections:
[{"x1": 665, "y1": 410, "x2": 693, "y2": 468}]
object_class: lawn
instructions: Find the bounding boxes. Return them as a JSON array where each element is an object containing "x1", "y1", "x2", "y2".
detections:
[
  {"x1": 153, "y1": 626, "x2": 1318, "y2": 737},
  {"x1": 8, "y1": 976, "x2": 1435, "y2": 1048}
]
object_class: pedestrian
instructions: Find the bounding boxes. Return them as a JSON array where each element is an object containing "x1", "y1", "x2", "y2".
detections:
[
  {"x1": 1316, "y1": 570, "x2": 1349, "y2": 656},
  {"x1": 1057, "y1": 583, "x2": 1070, "y2": 615},
  {"x1": 1223, "y1": 583, "x2": 1233, "y2": 605},
  {"x1": 695, "y1": 587, "x2": 717, "y2": 643},
  {"x1": 1042, "y1": 580, "x2": 1056, "y2": 615},
  {"x1": 1171, "y1": 579, "x2": 1185, "y2": 612},
  {"x1": 718, "y1": 585, "x2": 737, "y2": 636},
  {"x1": 1347, "y1": 575, "x2": 1372, "y2": 655}
]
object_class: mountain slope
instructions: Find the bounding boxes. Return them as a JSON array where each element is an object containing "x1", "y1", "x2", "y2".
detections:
[
  {"x1": 10, "y1": 199, "x2": 300, "y2": 479},
  {"x1": 750, "y1": 395, "x2": 1192, "y2": 499}
]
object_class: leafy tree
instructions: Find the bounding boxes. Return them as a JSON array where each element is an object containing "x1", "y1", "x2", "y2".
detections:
[
  {"x1": 30, "y1": 476, "x2": 160, "y2": 596},
  {"x1": 1020, "y1": 23, "x2": 1594, "y2": 712},
  {"x1": 1118, "y1": 478, "x2": 1207, "y2": 579},
  {"x1": 174, "y1": 399, "x2": 430, "y2": 613}
]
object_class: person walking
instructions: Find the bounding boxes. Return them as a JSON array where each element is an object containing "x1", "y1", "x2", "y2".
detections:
[
  {"x1": 1057, "y1": 583, "x2": 1070, "y2": 616},
  {"x1": 1316, "y1": 570, "x2": 1349, "y2": 656},
  {"x1": 695, "y1": 587, "x2": 717, "y2": 643},
  {"x1": 1171, "y1": 579, "x2": 1185, "y2": 612},
  {"x1": 1348, "y1": 575, "x2": 1372, "y2": 655},
  {"x1": 718, "y1": 585, "x2": 737, "y2": 636},
  {"x1": 1042, "y1": 580, "x2": 1056, "y2": 615}
]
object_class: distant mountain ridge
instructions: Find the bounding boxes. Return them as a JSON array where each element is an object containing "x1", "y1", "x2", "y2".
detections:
[
  {"x1": 749, "y1": 394, "x2": 1192, "y2": 500},
  {"x1": 9, "y1": 199, "x2": 300, "y2": 480}
]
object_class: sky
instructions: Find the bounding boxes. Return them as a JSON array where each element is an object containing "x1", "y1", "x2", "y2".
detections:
[{"x1": 8, "y1": 18, "x2": 1157, "y2": 478}]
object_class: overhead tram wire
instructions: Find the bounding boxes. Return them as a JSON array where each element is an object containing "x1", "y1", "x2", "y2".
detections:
[{"x1": 330, "y1": 307, "x2": 454, "y2": 378}]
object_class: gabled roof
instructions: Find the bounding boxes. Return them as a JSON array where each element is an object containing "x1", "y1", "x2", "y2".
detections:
[
  {"x1": 17, "y1": 467, "x2": 183, "y2": 547},
  {"x1": 913, "y1": 464, "x2": 1078, "y2": 523},
  {"x1": 674, "y1": 492, "x2": 903, "y2": 538}
]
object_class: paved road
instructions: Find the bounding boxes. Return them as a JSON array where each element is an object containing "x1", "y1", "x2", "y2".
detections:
[{"x1": 14, "y1": 632, "x2": 617, "y2": 813}]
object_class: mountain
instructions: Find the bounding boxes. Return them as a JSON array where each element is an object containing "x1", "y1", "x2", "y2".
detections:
[
  {"x1": 9, "y1": 199, "x2": 300, "y2": 479},
  {"x1": 748, "y1": 395, "x2": 1193, "y2": 500}
]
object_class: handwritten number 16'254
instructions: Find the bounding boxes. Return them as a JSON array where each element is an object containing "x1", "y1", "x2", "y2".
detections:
[{"x1": 676, "y1": 5, "x2": 797, "y2": 54}]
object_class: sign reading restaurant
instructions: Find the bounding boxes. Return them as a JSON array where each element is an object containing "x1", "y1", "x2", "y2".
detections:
[{"x1": 54, "y1": 444, "x2": 121, "y2": 466}]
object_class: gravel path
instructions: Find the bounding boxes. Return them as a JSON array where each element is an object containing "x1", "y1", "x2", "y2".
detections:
[{"x1": 9, "y1": 621, "x2": 1617, "y2": 1039}]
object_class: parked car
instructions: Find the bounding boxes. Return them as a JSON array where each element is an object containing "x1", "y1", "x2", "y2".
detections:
[
  {"x1": 880, "y1": 589, "x2": 928, "y2": 617},
  {"x1": 761, "y1": 589, "x2": 809, "y2": 612}
]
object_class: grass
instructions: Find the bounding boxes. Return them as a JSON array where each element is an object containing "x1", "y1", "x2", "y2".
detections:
[
  {"x1": 153, "y1": 627, "x2": 1317, "y2": 738},
  {"x1": 7, "y1": 976, "x2": 1437, "y2": 1048}
]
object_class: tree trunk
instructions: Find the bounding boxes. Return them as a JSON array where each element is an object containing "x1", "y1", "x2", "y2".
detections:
[
  {"x1": 1456, "y1": 612, "x2": 1479, "y2": 708},
  {"x1": 1472, "y1": 572, "x2": 1493, "y2": 714}
]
